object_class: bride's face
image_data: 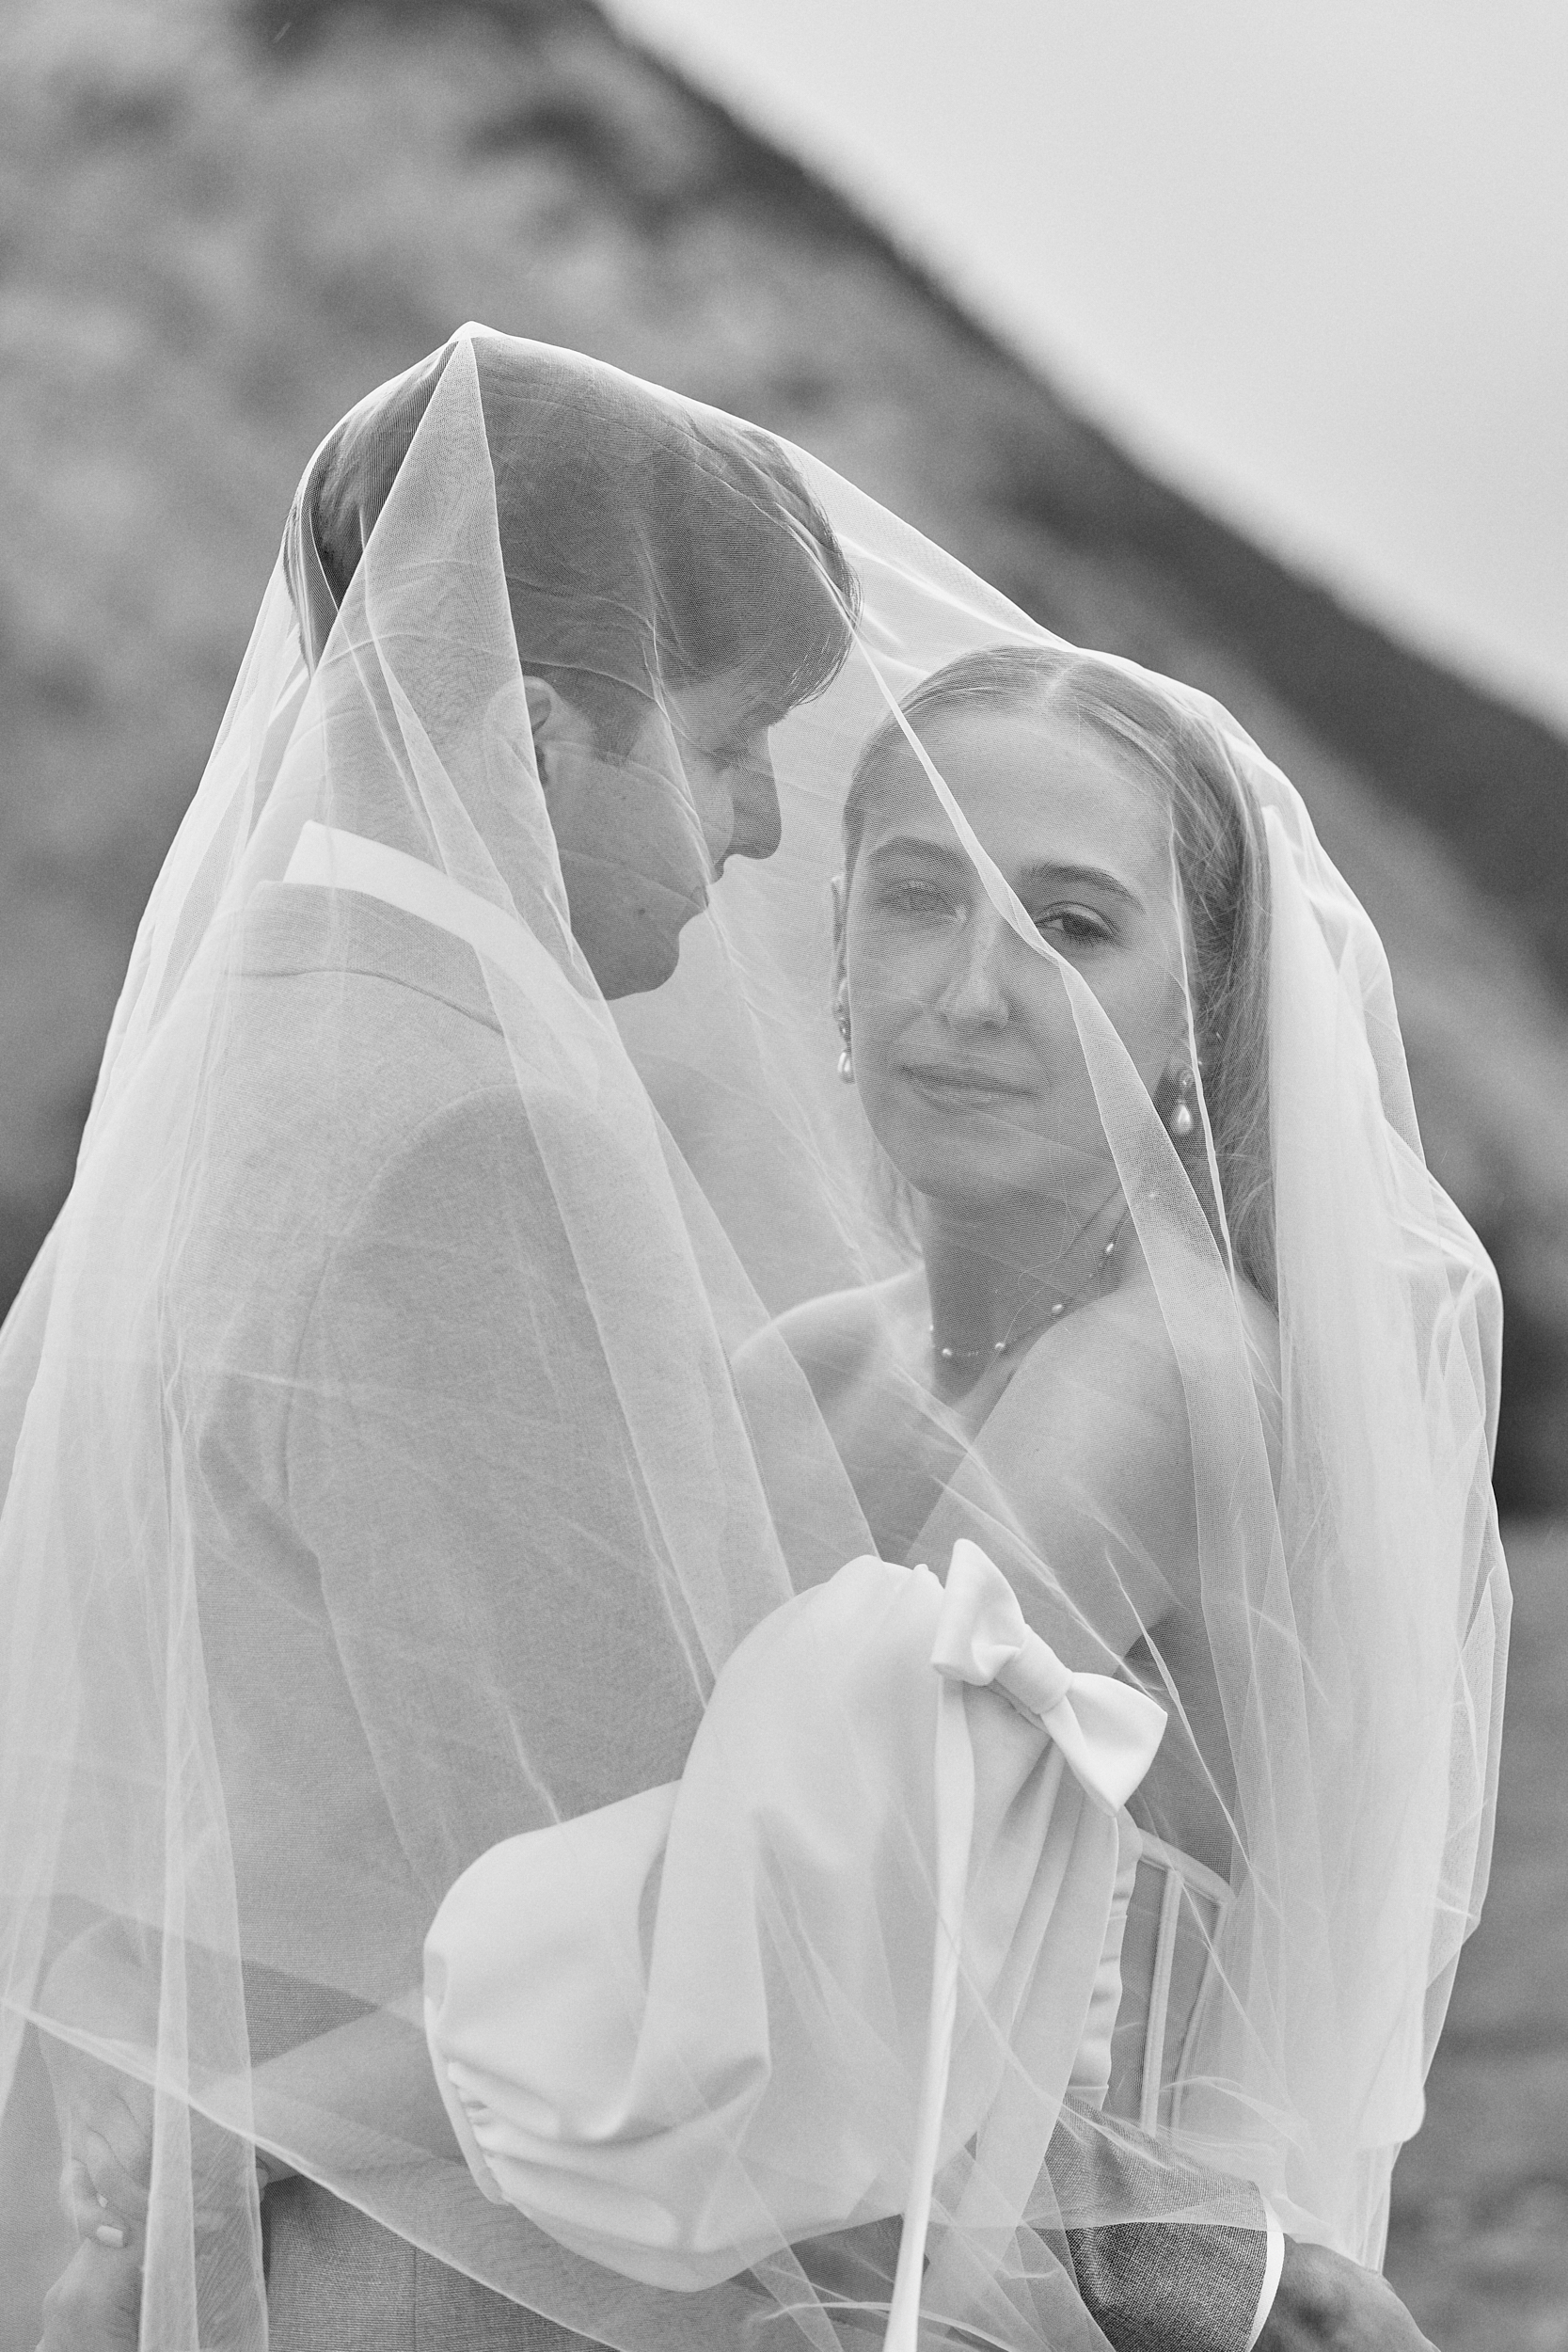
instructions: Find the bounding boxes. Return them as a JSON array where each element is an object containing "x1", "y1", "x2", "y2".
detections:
[{"x1": 838, "y1": 700, "x2": 1192, "y2": 1213}]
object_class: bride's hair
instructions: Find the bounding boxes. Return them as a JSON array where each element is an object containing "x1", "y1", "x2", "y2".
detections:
[
  {"x1": 844, "y1": 644, "x2": 1275, "y2": 1300},
  {"x1": 298, "y1": 338, "x2": 858, "y2": 747}
]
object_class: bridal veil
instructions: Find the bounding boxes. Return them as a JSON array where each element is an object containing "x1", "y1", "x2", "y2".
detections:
[{"x1": 0, "y1": 328, "x2": 1507, "y2": 2349}]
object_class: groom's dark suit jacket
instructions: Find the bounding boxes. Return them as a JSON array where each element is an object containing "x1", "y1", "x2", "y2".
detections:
[{"x1": 178, "y1": 878, "x2": 1268, "y2": 2352}]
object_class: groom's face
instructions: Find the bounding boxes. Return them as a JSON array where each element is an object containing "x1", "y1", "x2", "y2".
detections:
[{"x1": 532, "y1": 669, "x2": 784, "y2": 1000}]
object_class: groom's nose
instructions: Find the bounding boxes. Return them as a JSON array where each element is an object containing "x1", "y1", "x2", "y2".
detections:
[{"x1": 724, "y1": 747, "x2": 783, "y2": 865}]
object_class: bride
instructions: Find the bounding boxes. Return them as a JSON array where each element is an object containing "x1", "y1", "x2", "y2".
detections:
[
  {"x1": 0, "y1": 330, "x2": 1502, "y2": 2352},
  {"x1": 763, "y1": 640, "x2": 1290, "y2": 2118}
]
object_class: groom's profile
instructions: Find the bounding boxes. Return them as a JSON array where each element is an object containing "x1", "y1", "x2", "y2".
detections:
[
  {"x1": 289, "y1": 336, "x2": 855, "y2": 1004},
  {"x1": 45, "y1": 336, "x2": 1431, "y2": 2352}
]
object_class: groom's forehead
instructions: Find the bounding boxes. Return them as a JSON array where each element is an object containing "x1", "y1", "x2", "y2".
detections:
[{"x1": 669, "y1": 663, "x2": 793, "y2": 737}]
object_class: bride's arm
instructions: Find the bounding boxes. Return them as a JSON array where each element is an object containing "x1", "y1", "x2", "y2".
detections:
[
  {"x1": 48, "y1": 1917, "x2": 459, "y2": 2249},
  {"x1": 245, "y1": 1997, "x2": 462, "y2": 2173},
  {"x1": 36, "y1": 2243, "x2": 143, "y2": 2352},
  {"x1": 911, "y1": 1296, "x2": 1201, "y2": 1673},
  {"x1": 40, "y1": 2003, "x2": 460, "y2": 2352},
  {"x1": 750, "y1": 1273, "x2": 1221, "y2": 1672},
  {"x1": 41, "y1": 1916, "x2": 291, "y2": 2351}
]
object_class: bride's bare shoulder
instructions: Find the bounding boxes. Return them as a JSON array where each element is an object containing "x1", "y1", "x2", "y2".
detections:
[
  {"x1": 1088, "y1": 1263, "x2": 1281, "y2": 1480},
  {"x1": 1046, "y1": 1260, "x2": 1279, "y2": 1433},
  {"x1": 745, "y1": 1271, "x2": 918, "y2": 1406}
]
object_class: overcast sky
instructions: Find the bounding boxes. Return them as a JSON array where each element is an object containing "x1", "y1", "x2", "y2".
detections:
[{"x1": 610, "y1": 0, "x2": 1568, "y2": 728}]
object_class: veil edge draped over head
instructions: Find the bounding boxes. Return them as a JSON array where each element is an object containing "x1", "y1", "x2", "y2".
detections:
[{"x1": 0, "y1": 326, "x2": 1506, "y2": 2352}]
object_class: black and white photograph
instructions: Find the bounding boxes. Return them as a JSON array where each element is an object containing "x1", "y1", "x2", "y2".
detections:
[{"x1": 1, "y1": 4, "x2": 1563, "y2": 2349}]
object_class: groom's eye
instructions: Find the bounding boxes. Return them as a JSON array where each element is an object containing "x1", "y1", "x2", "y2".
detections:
[{"x1": 881, "y1": 879, "x2": 958, "y2": 919}]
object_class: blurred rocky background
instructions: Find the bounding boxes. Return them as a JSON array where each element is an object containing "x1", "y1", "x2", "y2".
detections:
[{"x1": 1, "y1": 0, "x2": 1564, "y2": 2343}]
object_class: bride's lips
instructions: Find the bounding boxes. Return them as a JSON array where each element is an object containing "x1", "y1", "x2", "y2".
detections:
[{"x1": 898, "y1": 1061, "x2": 1037, "y2": 1108}]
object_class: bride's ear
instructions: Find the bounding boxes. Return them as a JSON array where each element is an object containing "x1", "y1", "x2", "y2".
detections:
[
  {"x1": 829, "y1": 882, "x2": 858, "y2": 1081},
  {"x1": 829, "y1": 872, "x2": 848, "y2": 1004}
]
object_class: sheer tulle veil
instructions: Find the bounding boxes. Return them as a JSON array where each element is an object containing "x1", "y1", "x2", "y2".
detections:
[{"x1": 0, "y1": 326, "x2": 1507, "y2": 2349}]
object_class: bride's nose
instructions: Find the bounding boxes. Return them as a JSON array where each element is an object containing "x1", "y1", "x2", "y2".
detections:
[{"x1": 936, "y1": 903, "x2": 1010, "y2": 1028}]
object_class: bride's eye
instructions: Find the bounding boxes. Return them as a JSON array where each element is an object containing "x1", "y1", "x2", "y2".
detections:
[{"x1": 1035, "y1": 904, "x2": 1114, "y2": 948}]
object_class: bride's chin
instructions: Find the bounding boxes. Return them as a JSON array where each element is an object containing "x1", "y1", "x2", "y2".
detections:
[
  {"x1": 874, "y1": 1120, "x2": 1053, "y2": 1202},
  {"x1": 883, "y1": 1152, "x2": 1042, "y2": 1220}
]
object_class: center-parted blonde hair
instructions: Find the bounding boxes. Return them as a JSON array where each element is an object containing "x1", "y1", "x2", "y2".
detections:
[{"x1": 844, "y1": 644, "x2": 1275, "y2": 1302}]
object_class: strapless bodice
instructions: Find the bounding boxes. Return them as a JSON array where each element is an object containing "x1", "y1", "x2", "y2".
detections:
[{"x1": 1105, "y1": 1835, "x2": 1235, "y2": 2134}]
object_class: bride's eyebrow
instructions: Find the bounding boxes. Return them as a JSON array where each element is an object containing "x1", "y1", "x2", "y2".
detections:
[
  {"x1": 863, "y1": 838, "x2": 1146, "y2": 927},
  {"x1": 866, "y1": 836, "x2": 1145, "y2": 913},
  {"x1": 1018, "y1": 862, "x2": 1145, "y2": 913}
]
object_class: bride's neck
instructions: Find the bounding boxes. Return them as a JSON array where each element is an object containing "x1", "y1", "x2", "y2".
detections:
[{"x1": 915, "y1": 1183, "x2": 1125, "y2": 1362}]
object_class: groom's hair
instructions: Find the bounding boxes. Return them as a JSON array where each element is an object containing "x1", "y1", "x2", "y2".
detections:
[{"x1": 304, "y1": 336, "x2": 859, "y2": 748}]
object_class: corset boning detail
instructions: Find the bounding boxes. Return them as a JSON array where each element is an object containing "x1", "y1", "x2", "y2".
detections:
[{"x1": 1104, "y1": 1836, "x2": 1235, "y2": 2137}]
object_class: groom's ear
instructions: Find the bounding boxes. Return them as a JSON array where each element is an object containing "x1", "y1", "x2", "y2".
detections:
[{"x1": 522, "y1": 676, "x2": 564, "y2": 789}]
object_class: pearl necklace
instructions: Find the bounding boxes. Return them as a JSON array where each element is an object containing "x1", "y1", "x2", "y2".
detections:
[{"x1": 930, "y1": 1207, "x2": 1131, "y2": 1366}]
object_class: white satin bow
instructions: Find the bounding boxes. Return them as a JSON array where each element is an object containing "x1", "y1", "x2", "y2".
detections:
[
  {"x1": 930, "y1": 1538, "x2": 1168, "y2": 1813},
  {"x1": 885, "y1": 1540, "x2": 1168, "y2": 2352}
]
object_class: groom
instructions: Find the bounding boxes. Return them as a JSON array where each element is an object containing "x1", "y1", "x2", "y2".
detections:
[{"x1": 45, "y1": 338, "x2": 1431, "y2": 2352}]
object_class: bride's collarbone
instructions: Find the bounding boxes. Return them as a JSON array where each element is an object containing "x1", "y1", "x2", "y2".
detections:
[
  {"x1": 777, "y1": 1274, "x2": 1199, "y2": 1579},
  {"x1": 826, "y1": 1279, "x2": 1158, "y2": 1481},
  {"x1": 799, "y1": 1339, "x2": 961, "y2": 1565}
]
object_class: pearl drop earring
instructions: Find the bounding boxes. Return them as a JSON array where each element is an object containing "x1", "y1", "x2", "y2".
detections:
[
  {"x1": 835, "y1": 1009, "x2": 854, "y2": 1085},
  {"x1": 1168, "y1": 1066, "x2": 1197, "y2": 1140}
]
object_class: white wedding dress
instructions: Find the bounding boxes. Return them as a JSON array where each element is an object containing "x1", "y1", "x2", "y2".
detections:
[
  {"x1": 1111, "y1": 1837, "x2": 1235, "y2": 2134},
  {"x1": 424, "y1": 1544, "x2": 1164, "y2": 2346}
]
